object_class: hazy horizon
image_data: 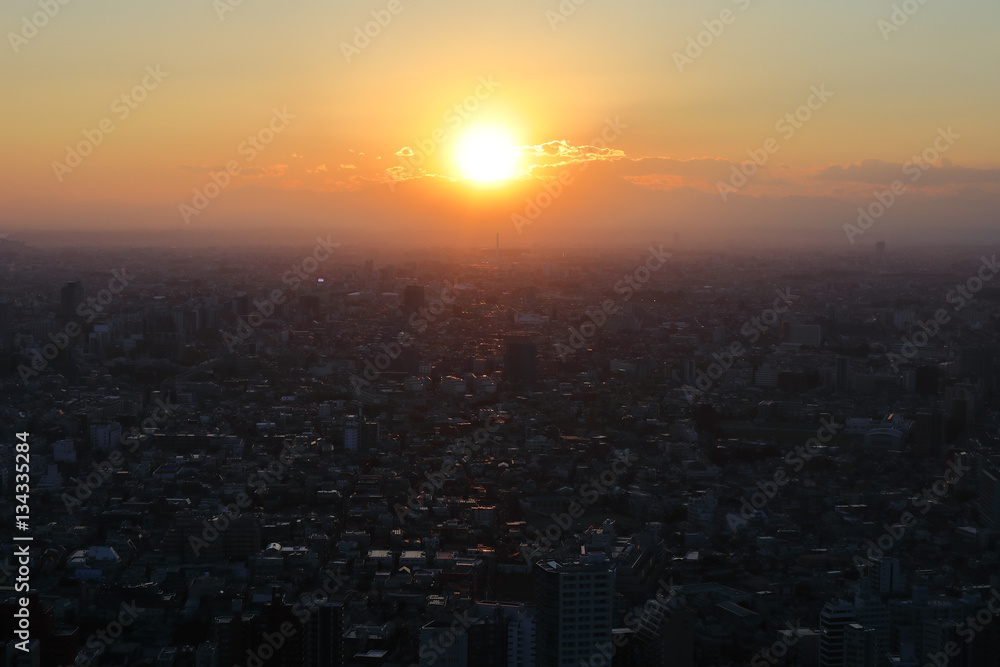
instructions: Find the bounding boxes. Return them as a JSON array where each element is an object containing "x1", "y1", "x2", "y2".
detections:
[{"x1": 3, "y1": 0, "x2": 999, "y2": 246}]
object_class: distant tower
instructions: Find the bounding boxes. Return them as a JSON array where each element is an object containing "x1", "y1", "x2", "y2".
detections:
[
  {"x1": 674, "y1": 231, "x2": 680, "y2": 246},
  {"x1": 875, "y1": 241, "x2": 886, "y2": 255},
  {"x1": 496, "y1": 233, "x2": 501, "y2": 272},
  {"x1": 60, "y1": 280, "x2": 84, "y2": 320}
]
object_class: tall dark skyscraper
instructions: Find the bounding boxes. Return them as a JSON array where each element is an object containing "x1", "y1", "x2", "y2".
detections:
[
  {"x1": 305, "y1": 600, "x2": 344, "y2": 667},
  {"x1": 403, "y1": 285, "x2": 426, "y2": 313},
  {"x1": 60, "y1": 280, "x2": 84, "y2": 320},
  {"x1": 536, "y1": 554, "x2": 614, "y2": 667},
  {"x1": 835, "y1": 356, "x2": 851, "y2": 394},
  {"x1": 0, "y1": 300, "x2": 10, "y2": 342},
  {"x1": 504, "y1": 336, "x2": 536, "y2": 383}
]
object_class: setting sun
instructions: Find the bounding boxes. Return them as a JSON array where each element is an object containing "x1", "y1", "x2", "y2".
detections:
[{"x1": 454, "y1": 127, "x2": 521, "y2": 183}]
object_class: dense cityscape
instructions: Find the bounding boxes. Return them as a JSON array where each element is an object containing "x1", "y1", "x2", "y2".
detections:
[{"x1": 3, "y1": 237, "x2": 1000, "y2": 666}]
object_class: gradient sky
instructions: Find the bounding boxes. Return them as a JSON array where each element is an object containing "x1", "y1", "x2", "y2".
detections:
[{"x1": 3, "y1": 0, "x2": 999, "y2": 246}]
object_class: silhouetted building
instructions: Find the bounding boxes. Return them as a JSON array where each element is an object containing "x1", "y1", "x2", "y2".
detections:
[
  {"x1": 633, "y1": 596, "x2": 695, "y2": 667},
  {"x1": 212, "y1": 614, "x2": 259, "y2": 667},
  {"x1": 843, "y1": 623, "x2": 878, "y2": 667},
  {"x1": 305, "y1": 601, "x2": 344, "y2": 667},
  {"x1": 818, "y1": 599, "x2": 855, "y2": 667},
  {"x1": 912, "y1": 411, "x2": 944, "y2": 458},
  {"x1": 978, "y1": 469, "x2": 1000, "y2": 530},
  {"x1": 60, "y1": 280, "x2": 84, "y2": 320},
  {"x1": 836, "y1": 357, "x2": 852, "y2": 394},
  {"x1": 537, "y1": 554, "x2": 614, "y2": 667},
  {"x1": 403, "y1": 285, "x2": 426, "y2": 313},
  {"x1": 504, "y1": 337, "x2": 536, "y2": 383},
  {"x1": 915, "y1": 366, "x2": 939, "y2": 396}
]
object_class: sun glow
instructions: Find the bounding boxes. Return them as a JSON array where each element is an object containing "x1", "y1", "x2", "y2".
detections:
[{"x1": 454, "y1": 127, "x2": 521, "y2": 183}]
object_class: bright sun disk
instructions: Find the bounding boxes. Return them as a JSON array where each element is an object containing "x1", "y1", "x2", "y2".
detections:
[{"x1": 454, "y1": 127, "x2": 520, "y2": 183}]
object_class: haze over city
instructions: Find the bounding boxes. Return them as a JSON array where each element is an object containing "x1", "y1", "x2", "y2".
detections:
[{"x1": 4, "y1": 2, "x2": 1000, "y2": 667}]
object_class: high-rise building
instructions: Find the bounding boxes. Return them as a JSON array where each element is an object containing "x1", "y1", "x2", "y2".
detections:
[
  {"x1": 865, "y1": 557, "x2": 905, "y2": 596},
  {"x1": 633, "y1": 596, "x2": 695, "y2": 667},
  {"x1": 818, "y1": 599, "x2": 856, "y2": 667},
  {"x1": 60, "y1": 280, "x2": 84, "y2": 320},
  {"x1": 923, "y1": 620, "x2": 971, "y2": 667},
  {"x1": 212, "y1": 614, "x2": 258, "y2": 667},
  {"x1": 915, "y1": 366, "x2": 939, "y2": 396},
  {"x1": 88, "y1": 421, "x2": 122, "y2": 450},
  {"x1": 536, "y1": 553, "x2": 615, "y2": 667},
  {"x1": 195, "y1": 642, "x2": 218, "y2": 667},
  {"x1": 844, "y1": 623, "x2": 878, "y2": 667},
  {"x1": 978, "y1": 468, "x2": 1000, "y2": 530},
  {"x1": 0, "y1": 300, "x2": 10, "y2": 337},
  {"x1": 836, "y1": 357, "x2": 852, "y2": 394},
  {"x1": 419, "y1": 620, "x2": 469, "y2": 666},
  {"x1": 403, "y1": 285, "x2": 426, "y2": 313},
  {"x1": 343, "y1": 415, "x2": 359, "y2": 451},
  {"x1": 304, "y1": 600, "x2": 344, "y2": 667},
  {"x1": 504, "y1": 337, "x2": 536, "y2": 383},
  {"x1": 912, "y1": 411, "x2": 944, "y2": 458}
]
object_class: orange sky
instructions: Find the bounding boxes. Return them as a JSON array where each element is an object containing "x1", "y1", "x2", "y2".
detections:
[{"x1": 2, "y1": 0, "x2": 999, "y2": 246}]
